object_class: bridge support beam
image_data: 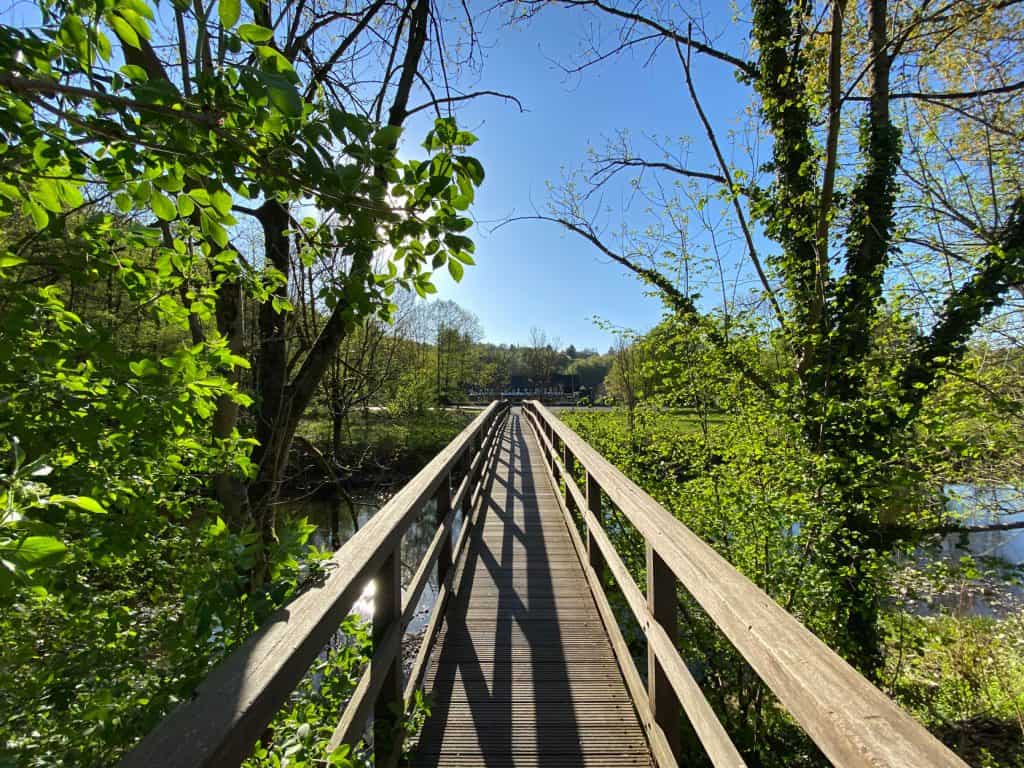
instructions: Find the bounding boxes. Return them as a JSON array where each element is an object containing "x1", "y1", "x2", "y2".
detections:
[{"x1": 647, "y1": 544, "x2": 682, "y2": 763}]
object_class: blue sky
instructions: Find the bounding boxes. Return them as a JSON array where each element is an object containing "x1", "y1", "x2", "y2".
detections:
[
  {"x1": 401, "y1": 6, "x2": 754, "y2": 351},
  {"x1": 1, "y1": 0, "x2": 756, "y2": 352}
]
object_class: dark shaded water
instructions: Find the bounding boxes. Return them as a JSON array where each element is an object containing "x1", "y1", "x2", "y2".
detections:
[{"x1": 281, "y1": 489, "x2": 466, "y2": 635}]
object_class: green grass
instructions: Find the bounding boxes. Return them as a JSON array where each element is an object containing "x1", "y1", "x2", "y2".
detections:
[{"x1": 563, "y1": 406, "x2": 729, "y2": 437}]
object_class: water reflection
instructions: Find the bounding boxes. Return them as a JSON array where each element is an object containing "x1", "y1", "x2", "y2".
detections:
[
  {"x1": 942, "y1": 484, "x2": 1024, "y2": 565},
  {"x1": 282, "y1": 490, "x2": 459, "y2": 636},
  {"x1": 901, "y1": 484, "x2": 1024, "y2": 618}
]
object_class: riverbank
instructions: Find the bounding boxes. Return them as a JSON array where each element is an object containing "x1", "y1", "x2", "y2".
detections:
[{"x1": 292, "y1": 407, "x2": 477, "y2": 491}]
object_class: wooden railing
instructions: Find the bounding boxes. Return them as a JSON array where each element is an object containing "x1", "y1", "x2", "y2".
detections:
[
  {"x1": 522, "y1": 400, "x2": 968, "y2": 768},
  {"x1": 121, "y1": 400, "x2": 510, "y2": 768}
]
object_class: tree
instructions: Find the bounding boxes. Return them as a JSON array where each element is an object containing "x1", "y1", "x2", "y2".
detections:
[
  {"x1": 512, "y1": 0, "x2": 1024, "y2": 672},
  {"x1": 526, "y1": 327, "x2": 562, "y2": 389},
  {"x1": 605, "y1": 335, "x2": 646, "y2": 430},
  {"x1": 0, "y1": 0, "x2": 496, "y2": 575}
]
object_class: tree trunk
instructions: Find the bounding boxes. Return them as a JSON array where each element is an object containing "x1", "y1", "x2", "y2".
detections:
[
  {"x1": 248, "y1": 199, "x2": 292, "y2": 548},
  {"x1": 213, "y1": 277, "x2": 246, "y2": 524}
]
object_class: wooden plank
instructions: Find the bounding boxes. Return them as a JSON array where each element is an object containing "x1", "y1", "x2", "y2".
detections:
[
  {"x1": 647, "y1": 545, "x2": 682, "y2": 762},
  {"x1": 410, "y1": 411, "x2": 653, "y2": 768},
  {"x1": 403, "y1": 410, "x2": 508, "y2": 705},
  {"x1": 526, "y1": 402, "x2": 969, "y2": 768},
  {"x1": 120, "y1": 402, "x2": 506, "y2": 768},
  {"x1": 564, "y1": 480, "x2": 746, "y2": 767},
  {"x1": 527, "y1": 409, "x2": 678, "y2": 768},
  {"x1": 373, "y1": 549, "x2": 402, "y2": 760}
]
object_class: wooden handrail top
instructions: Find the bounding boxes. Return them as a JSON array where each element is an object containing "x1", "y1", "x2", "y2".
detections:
[
  {"x1": 120, "y1": 401, "x2": 507, "y2": 768},
  {"x1": 524, "y1": 401, "x2": 967, "y2": 768}
]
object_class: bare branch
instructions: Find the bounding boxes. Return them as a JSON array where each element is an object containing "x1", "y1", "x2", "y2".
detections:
[
  {"x1": 405, "y1": 89, "x2": 524, "y2": 117},
  {"x1": 674, "y1": 35, "x2": 786, "y2": 329}
]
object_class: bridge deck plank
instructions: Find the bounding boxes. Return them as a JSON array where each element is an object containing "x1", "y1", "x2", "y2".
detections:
[{"x1": 410, "y1": 412, "x2": 653, "y2": 768}]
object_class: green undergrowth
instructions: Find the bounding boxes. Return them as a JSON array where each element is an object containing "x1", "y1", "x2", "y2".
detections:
[
  {"x1": 299, "y1": 409, "x2": 476, "y2": 482},
  {"x1": 560, "y1": 406, "x2": 1024, "y2": 768},
  {"x1": 883, "y1": 612, "x2": 1024, "y2": 767}
]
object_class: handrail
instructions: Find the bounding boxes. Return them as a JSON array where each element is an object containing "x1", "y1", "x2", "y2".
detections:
[
  {"x1": 121, "y1": 400, "x2": 510, "y2": 768},
  {"x1": 522, "y1": 401, "x2": 967, "y2": 768}
]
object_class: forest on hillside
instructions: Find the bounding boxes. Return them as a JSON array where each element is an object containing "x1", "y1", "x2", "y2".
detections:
[{"x1": 1, "y1": 0, "x2": 1022, "y2": 766}]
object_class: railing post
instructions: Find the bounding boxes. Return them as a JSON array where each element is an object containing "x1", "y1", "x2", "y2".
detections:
[
  {"x1": 647, "y1": 543, "x2": 682, "y2": 761},
  {"x1": 459, "y1": 445, "x2": 473, "y2": 520},
  {"x1": 472, "y1": 428, "x2": 483, "y2": 488},
  {"x1": 586, "y1": 472, "x2": 606, "y2": 583},
  {"x1": 562, "y1": 442, "x2": 575, "y2": 516},
  {"x1": 436, "y1": 470, "x2": 452, "y2": 587},
  {"x1": 374, "y1": 548, "x2": 403, "y2": 761}
]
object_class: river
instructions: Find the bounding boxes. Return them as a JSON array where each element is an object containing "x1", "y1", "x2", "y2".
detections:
[
  {"x1": 897, "y1": 484, "x2": 1024, "y2": 618},
  {"x1": 288, "y1": 480, "x2": 1024, "y2": 625},
  {"x1": 283, "y1": 489, "x2": 463, "y2": 637}
]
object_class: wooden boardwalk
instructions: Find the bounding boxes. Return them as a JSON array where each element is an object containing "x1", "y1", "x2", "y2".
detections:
[
  {"x1": 411, "y1": 411, "x2": 652, "y2": 767},
  {"x1": 123, "y1": 399, "x2": 971, "y2": 768}
]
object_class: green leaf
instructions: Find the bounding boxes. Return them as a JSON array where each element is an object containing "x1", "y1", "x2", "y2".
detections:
[
  {"x1": 129, "y1": 358, "x2": 161, "y2": 376},
  {"x1": 256, "y1": 46, "x2": 295, "y2": 76},
  {"x1": 109, "y1": 14, "x2": 140, "y2": 48},
  {"x1": 25, "y1": 200, "x2": 48, "y2": 230},
  {"x1": 0, "y1": 536, "x2": 66, "y2": 571},
  {"x1": 120, "y1": 64, "x2": 149, "y2": 82},
  {"x1": 58, "y1": 181, "x2": 83, "y2": 208},
  {"x1": 453, "y1": 251, "x2": 475, "y2": 266},
  {"x1": 188, "y1": 188, "x2": 211, "y2": 206},
  {"x1": 219, "y1": 0, "x2": 241, "y2": 29},
  {"x1": 152, "y1": 191, "x2": 176, "y2": 221},
  {"x1": 211, "y1": 190, "x2": 233, "y2": 216},
  {"x1": 34, "y1": 180, "x2": 61, "y2": 213},
  {"x1": 50, "y1": 495, "x2": 107, "y2": 514},
  {"x1": 447, "y1": 257, "x2": 464, "y2": 281},
  {"x1": 177, "y1": 194, "x2": 195, "y2": 217},
  {"x1": 372, "y1": 125, "x2": 403, "y2": 148},
  {"x1": 0, "y1": 255, "x2": 26, "y2": 269},
  {"x1": 459, "y1": 156, "x2": 485, "y2": 186},
  {"x1": 0, "y1": 180, "x2": 22, "y2": 202},
  {"x1": 266, "y1": 81, "x2": 302, "y2": 117},
  {"x1": 115, "y1": 192, "x2": 134, "y2": 213},
  {"x1": 238, "y1": 23, "x2": 273, "y2": 42},
  {"x1": 118, "y1": 9, "x2": 151, "y2": 41}
]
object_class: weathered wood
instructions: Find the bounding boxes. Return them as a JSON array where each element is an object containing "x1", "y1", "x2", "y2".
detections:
[
  {"x1": 647, "y1": 545, "x2": 682, "y2": 762},
  {"x1": 525, "y1": 401, "x2": 969, "y2": 768},
  {"x1": 532, "y1": 421, "x2": 676, "y2": 768},
  {"x1": 328, "y1": 604, "x2": 402, "y2": 749},
  {"x1": 338, "y1": 410, "x2": 512, "y2": 754},
  {"x1": 120, "y1": 401, "x2": 506, "y2": 768},
  {"x1": 586, "y1": 473, "x2": 607, "y2": 584},
  {"x1": 403, "y1": 422, "x2": 505, "y2": 705},
  {"x1": 410, "y1": 412, "x2": 653, "y2": 768},
  {"x1": 435, "y1": 472, "x2": 453, "y2": 588},
  {"x1": 526, "y1": 409, "x2": 744, "y2": 767},
  {"x1": 374, "y1": 549, "x2": 403, "y2": 761}
]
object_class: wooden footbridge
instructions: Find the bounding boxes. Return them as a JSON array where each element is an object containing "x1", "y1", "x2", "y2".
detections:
[{"x1": 123, "y1": 402, "x2": 968, "y2": 768}]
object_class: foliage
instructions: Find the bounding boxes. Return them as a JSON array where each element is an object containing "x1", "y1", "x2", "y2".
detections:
[
  {"x1": 0, "y1": 268, "x2": 333, "y2": 764},
  {"x1": 561, "y1": 309, "x2": 1024, "y2": 766},
  {"x1": 390, "y1": 369, "x2": 440, "y2": 419},
  {"x1": 883, "y1": 612, "x2": 1024, "y2": 768},
  {"x1": 300, "y1": 408, "x2": 474, "y2": 482},
  {"x1": 243, "y1": 616, "x2": 373, "y2": 768},
  {"x1": 536, "y1": 0, "x2": 1024, "y2": 677}
]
